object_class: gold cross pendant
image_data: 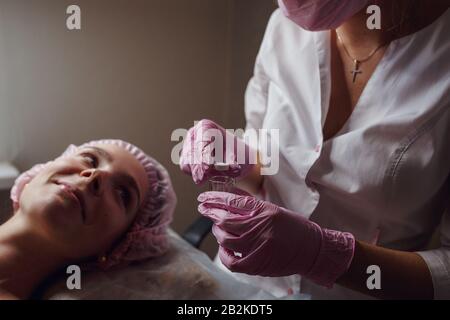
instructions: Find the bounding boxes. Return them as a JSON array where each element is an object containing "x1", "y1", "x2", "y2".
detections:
[{"x1": 350, "y1": 59, "x2": 362, "y2": 83}]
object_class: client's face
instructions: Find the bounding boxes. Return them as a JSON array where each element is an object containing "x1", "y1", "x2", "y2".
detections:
[{"x1": 18, "y1": 144, "x2": 148, "y2": 261}]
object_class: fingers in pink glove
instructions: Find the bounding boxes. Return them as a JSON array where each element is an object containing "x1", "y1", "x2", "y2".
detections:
[
  {"x1": 197, "y1": 191, "x2": 265, "y2": 233},
  {"x1": 211, "y1": 222, "x2": 270, "y2": 256},
  {"x1": 217, "y1": 240, "x2": 272, "y2": 275},
  {"x1": 180, "y1": 122, "x2": 214, "y2": 184},
  {"x1": 198, "y1": 202, "x2": 251, "y2": 235},
  {"x1": 198, "y1": 191, "x2": 276, "y2": 257},
  {"x1": 218, "y1": 246, "x2": 243, "y2": 272},
  {"x1": 180, "y1": 119, "x2": 256, "y2": 185},
  {"x1": 198, "y1": 192, "x2": 355, "y2": 283},
  {"x1": 198, "y1": 191, "x2": 268, "y2": 214}
]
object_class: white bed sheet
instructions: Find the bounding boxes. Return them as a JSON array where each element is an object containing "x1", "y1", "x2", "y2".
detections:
[{"x1": 41, "y1": 229, "x2": 279, "y2": 300}]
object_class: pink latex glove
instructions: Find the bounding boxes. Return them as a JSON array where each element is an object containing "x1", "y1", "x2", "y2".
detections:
[
  {"x1": 180, "y1": 119, "x2": 256, "y2": 185},
  {"x1": 198, "y1": 191, "x2": 355, "y2": 288}
]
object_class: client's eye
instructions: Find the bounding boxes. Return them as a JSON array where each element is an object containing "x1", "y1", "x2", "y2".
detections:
[
  {"x1": 81, "y1": 153, "x2": 98, "y2": 168},
  {"x1": 117, "y1": 186, "x2": 131, "y2": 209}
]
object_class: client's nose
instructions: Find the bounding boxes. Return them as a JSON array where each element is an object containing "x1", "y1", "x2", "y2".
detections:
[{"x1": 81, "y1": 169, "x2": 105, "y2": 197}]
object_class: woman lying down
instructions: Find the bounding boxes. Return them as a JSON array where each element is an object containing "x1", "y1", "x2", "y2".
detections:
[{"x1": 0, "y1": 139, "x2": 176, "y2": 299}]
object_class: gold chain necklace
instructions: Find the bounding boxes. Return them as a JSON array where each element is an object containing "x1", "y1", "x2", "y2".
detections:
[{"x1": 336, "y1": 31, "x2": 389, "y2": 83}]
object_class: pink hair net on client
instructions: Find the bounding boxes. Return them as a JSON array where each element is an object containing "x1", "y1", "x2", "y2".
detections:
[{"x1": 10, "y1": 139, "x2": 176, "y2": 270}]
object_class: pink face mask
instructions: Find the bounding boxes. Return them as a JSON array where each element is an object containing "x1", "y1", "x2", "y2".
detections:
[{"x1": 278, "y1": 0, "x2": 370, "y2": 31}]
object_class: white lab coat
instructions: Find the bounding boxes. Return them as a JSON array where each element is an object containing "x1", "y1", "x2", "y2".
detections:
[{"x1": 215, "y1": 8, "x2": 450, "y2": 299}]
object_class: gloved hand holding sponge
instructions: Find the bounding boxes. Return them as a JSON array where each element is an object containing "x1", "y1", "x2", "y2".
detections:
[{"x1": 179, "y1": 119, "x2": 256, "y2": 185}]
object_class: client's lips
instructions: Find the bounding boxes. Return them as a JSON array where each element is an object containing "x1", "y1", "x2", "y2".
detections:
[{"x1": 56, "y1": 182, "x2": 87, "y2": 222}]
